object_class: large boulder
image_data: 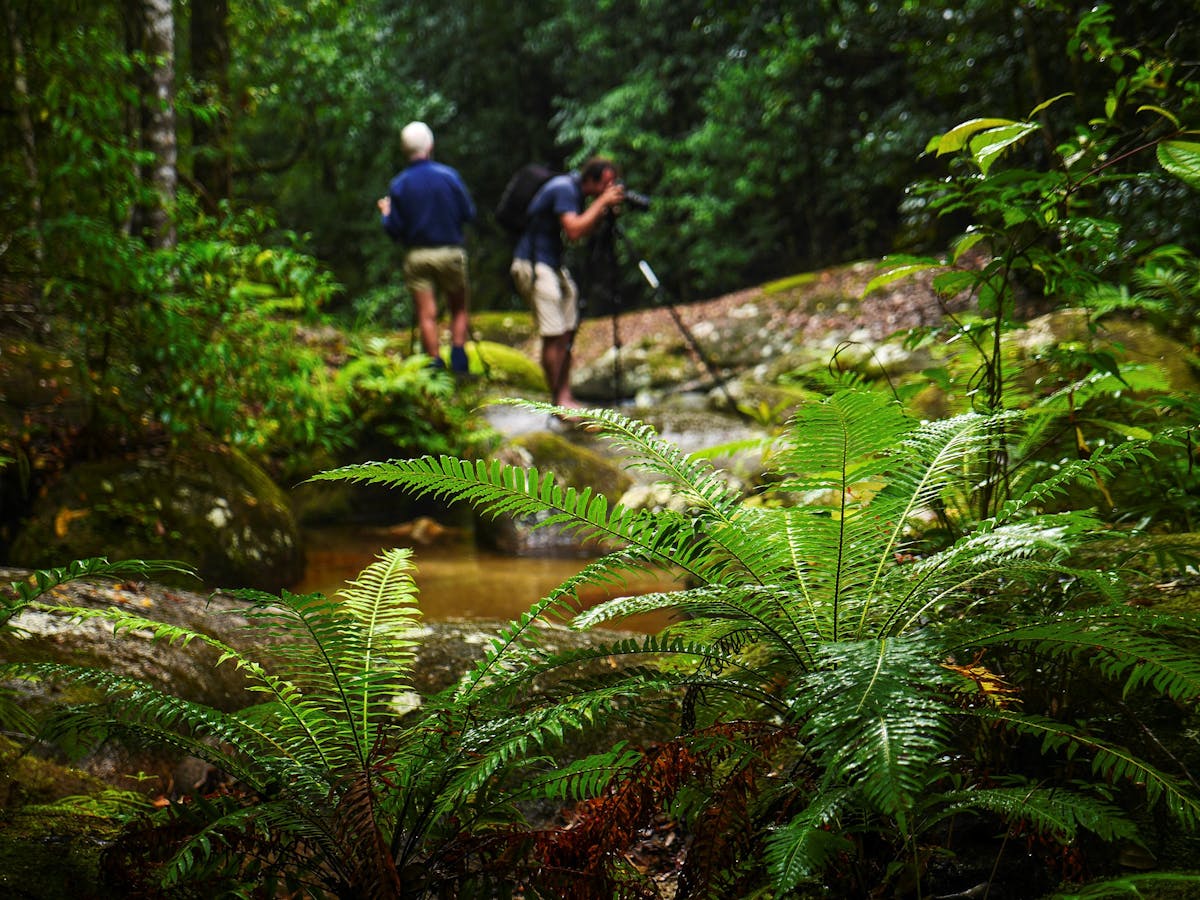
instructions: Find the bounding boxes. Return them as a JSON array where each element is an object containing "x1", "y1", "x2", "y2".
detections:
[{"x1": 7, "y1": 442, "x2": 304, "y2": 592}]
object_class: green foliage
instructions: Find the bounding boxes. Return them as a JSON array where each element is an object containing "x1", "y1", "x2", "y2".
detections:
[
  {"x1": 1053, "y1": 871, "x2": 1200, "y2": 899},
  {"x1": 4, "y1": 549, "x2": 543, "y2": 896},
  {"x1": 327, "y1": 337, "x2": 497, "y2": 466},
  {"x1": 1, "y1": 5, "x2": 487, "y2": 475},
  {"x1": 2, "y1": 557, "x2": 196, "y2": 626},
  {"x1": 0, "y1": 557, "x2": 195, "y2": 748},
  {"x1": 867, "y1": 12, "x2": 1200, "y2": 528},
  {"x1": 320, "y1": 392, "x2": 1200, "y2": 895}
]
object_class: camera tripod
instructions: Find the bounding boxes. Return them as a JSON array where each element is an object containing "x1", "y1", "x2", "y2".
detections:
[{"x1": 587, "y1": 210, "x2": 744, "y2": 415}]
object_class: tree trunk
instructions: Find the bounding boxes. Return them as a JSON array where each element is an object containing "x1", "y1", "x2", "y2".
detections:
[
  {"x1": 4, "y1": 0, "x2": 45, "y2": 273},
  {"x1": 125, "y1": 0, "x2": 178, "y2": 250},
  {"x1": 190, "y1": 0, "x2": 232, "y2": 213}
]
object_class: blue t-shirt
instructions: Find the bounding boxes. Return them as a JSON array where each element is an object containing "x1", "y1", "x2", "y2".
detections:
[
  {"x1": 513, "y1": 173, "x2": 582, "y2": 267},
  {"x1": 382, "y1": 159, "x2": 476, "y2": 247}
]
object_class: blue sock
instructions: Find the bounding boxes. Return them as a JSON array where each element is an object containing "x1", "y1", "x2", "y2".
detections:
[{"x1": 450, "y1": 345, "x2": 469, "y2": 373}]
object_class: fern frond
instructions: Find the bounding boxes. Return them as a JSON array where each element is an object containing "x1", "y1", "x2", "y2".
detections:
[
  {"x1": 22, "y1": 672, "x2": 315, "y2": 795},
  {"x1": 765, "y1": 788, "x2": 856, "y2": 892},
  {"x1": 27, "y1": 604, "x2": 353, "y2": 774},
  {"x1": 311, "y1": 455, "x2": 727, "y2": 591},
  {"x1": 574, "y1": 582, "x2": 818, "y2": 670},
  {"x1": 441, "y1": 697, "x2": 645, "y2": 802},
  {"x1": 965, "y1": 608, "x2": 1200, "y2": 702},
  {"x1": 1053, "y1": 872, "x2": 1200, "y2": 899},
  {"x1": 771, "y1": 389, "x2": 913, "y2": 493},
  {"x1": 334, "y1": 549, "x2": 423, "y2": 758},
  {"x1": 975, "y1": 708, "x2": 1200, "y2": 829},
  {"x1": 795, "y1": 638, "x2": 956, "y2": 826},
  {"x1": 571, "y1": 589, "x2": 686, "y2": 629},
  {"x1": 2, "y1": 558, "x2": 195, "y2": 623},
  {"x1": 999, "y1": 437, "x2": 1158, "y2": 523},
  {"x1": 499, "y1": 399, "x2": 744, "y2": 519},
  {"x1": 852, "y1": 410, "x2": 1002, "y2": 606},
  {"x1": 876, "y1": 516, "x2": 1126, "y2": 637},
  {"x1": 509, "y1": 743, "x2": 645, "y2": 804},
  {"x1": 937, "y1": 785, "x2": 1140, "y2": 844}
]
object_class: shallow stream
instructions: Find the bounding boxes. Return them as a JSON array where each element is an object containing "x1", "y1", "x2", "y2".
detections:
[{"x1": 293, "y1": 524, "x2": 681, "y2": 633}]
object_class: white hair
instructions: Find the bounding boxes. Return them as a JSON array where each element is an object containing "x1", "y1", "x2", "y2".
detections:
[{"x1": 401, "y1": 121, "x2": 434, "y2": 160}]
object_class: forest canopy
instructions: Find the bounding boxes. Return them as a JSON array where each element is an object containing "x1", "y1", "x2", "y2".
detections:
[{"x1": 4, "y1": 0, "x2": 1197, "y2": 316}]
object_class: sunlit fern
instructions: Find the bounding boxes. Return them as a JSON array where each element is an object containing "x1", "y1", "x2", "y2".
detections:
[{"x1": 317, "y1": 389, "x2": 1200, "y2": 895}]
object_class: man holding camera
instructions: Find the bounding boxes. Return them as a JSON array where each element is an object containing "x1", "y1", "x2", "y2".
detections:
[{"x1": 510, "y1": 157, "x2": 625, "y2": 409}]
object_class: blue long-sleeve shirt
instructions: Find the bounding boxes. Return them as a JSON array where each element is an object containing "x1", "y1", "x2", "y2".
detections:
[{"x1": 382, "y1": 159, "x2": 476, "y2": 247}]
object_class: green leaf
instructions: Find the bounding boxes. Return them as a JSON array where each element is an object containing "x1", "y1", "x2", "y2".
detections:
[
  {"x1": 1028, "y1": 93, "x2": 1073, "y2": 117},
  {"x1": 969, "y1": 122, "x2": 1040, "y2": 175},
  {"x1": 933, "y1": 118, "x2": 1018, "y2": 156},
  {"x1": 951, "y1": 230, "x2": 988, "y2": 262},
  {"x1": 1137, "y1": 105, "x2": 1180, "y2": 128},
  {"x1": 864, "y1": 261, "x2": 942, "y2": 296},
  {"x1": 1157, "y1": 140, "x2": 1200, "y2": 188}
]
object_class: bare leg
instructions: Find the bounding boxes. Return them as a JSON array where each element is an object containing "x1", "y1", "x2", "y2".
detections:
[
  {"x1": 446, "y1": 286, "x2": 470, "y2": 373},
  {"x1": 542, "y1": 331, "x2": 578, "y2": 407},
  {"x1": 412, "y1": 289, "x2": 440, "y2": 360},
  {"x1": 446, "y1": 287, "x2": 469, "y2": 348}
]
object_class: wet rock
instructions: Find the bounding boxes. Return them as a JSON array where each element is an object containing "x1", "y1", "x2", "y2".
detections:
[
  {"x1": 573, "y1": 342, "x2": 694, "y2": 402},
  {"x1": 7, "y1": 442, "x2": 304, "y2": 592},
  {"x1": 1, "y1": 569, "x2": 668, "y2": 795}
]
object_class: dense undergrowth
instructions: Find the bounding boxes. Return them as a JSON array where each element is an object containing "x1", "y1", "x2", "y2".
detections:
[{"x1": 3, "y1": 12, "x2": 1200, "y2": 899}]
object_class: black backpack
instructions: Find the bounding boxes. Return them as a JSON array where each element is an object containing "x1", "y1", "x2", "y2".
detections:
[{"x1": 495, "y1": 163, "x2": 558, "y2": 235}]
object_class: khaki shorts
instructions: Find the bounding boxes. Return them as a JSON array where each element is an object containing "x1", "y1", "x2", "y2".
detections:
[
  {"x1": 510, "y1": 259, "x2": 579, "y2": 337},
  {"x1": 404, "y1": 246, "x2": 468, "y2": 295}
]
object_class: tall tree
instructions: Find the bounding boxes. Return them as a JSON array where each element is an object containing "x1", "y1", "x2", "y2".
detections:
[
  {"x1": 124, "y1": 0, "x2": 177, "y2": 249},
  {"x1": 2, "y1": 0, "x2": 43, "y2": 277}
]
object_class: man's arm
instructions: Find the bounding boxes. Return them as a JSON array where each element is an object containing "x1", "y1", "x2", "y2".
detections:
[{"x1": 560, "y1": 183, "x2": 625, "y2": 242}]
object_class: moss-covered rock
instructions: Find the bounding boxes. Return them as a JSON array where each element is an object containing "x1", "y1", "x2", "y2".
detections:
[
  {"x1": 470, "y1": 309, "x2": 537, "y2": 347},
  {"x1": 0, "y1": 736, "x2": 110, "y2": 810},
  {"x1": 0, "y1": 805, "x2": 124, "y2": 900},
  {"x1": 474, "y1": 430, "x2": 633, "y2": 556},
  {"x1": 7, "y1": 442, "x2": 304, "y2": 591},
  {"x1": 470, "y1": 340, "x2": 547, "y2": 392},
  {"x1": 1010, "y1": 309, "x2": 1200, "y2": 393}
]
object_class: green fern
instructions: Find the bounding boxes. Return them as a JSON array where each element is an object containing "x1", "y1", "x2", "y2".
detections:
[
  {"x1": 5, "y1": 549, "x2": 546, "y2": 897},
  {"x1": 2, "y1": 557, "x2": 195, "y2": 624},
  {"x1": 314, "y1": 390, "x2": 1200, "y2": 896}
]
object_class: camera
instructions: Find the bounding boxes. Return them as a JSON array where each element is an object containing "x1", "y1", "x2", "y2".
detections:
[{"x1": 617, "y1": 183, "x2": 651, "y2": 212}]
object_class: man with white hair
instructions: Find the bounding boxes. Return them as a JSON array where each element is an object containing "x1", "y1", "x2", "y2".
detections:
[{"x1": 377, "y1": 121, "x2": 476, "y2": 374}]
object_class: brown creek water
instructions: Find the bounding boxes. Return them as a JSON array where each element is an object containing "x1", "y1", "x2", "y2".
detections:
[{"x1": 293, "y1": 525, "x2": 682, "y2": 634}]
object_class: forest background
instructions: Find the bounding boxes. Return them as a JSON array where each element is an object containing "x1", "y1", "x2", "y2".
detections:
[
  {"x1": 1, "y1": 0, "x2": 1199, "y2": 533},
  {"x1": 6, "y1": 3, "x2": 1200, "y2": 897}
]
